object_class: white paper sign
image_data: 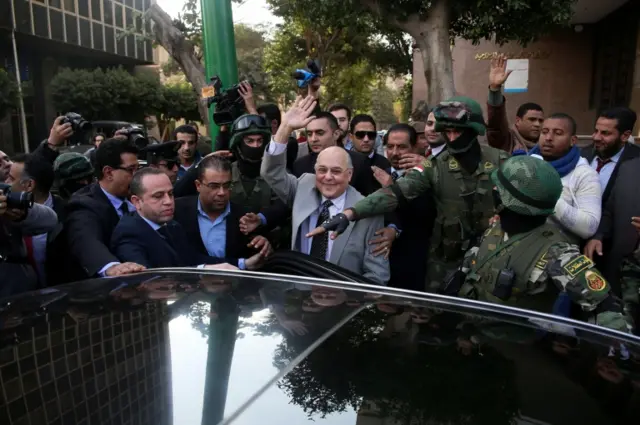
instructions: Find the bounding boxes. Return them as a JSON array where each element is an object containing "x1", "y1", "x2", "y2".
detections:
[{"x1": 504, "y1": 59, "x2": 529, "y2": 93}]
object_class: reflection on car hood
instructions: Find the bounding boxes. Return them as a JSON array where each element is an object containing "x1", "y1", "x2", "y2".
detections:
[{"x1": 1, "y1": 270, "x2": 639, "y2": 425}]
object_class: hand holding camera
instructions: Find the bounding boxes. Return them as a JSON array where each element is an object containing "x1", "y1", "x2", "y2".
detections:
[
  {"x1": 0, "y1": 184, "x2": 33, "y2": 217},
  {"x1": 47, "y1": 116, "x2": 75, "y2": 149}
]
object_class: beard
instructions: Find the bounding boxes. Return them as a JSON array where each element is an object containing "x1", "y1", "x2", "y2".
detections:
[{"x1": 597, "y1": 139, "x2": 624, "y2": 159}]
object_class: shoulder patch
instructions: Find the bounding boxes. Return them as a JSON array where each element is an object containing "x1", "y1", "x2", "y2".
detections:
[
  {"x1": 585, "y1": 270, "x2": 607, "y2": 292},
  {"x1": 535, "y1": 250, "x2": 549, "y2": 270},
  {"x1": 411, "y1": 159, "x2": 432, "y2": 173},
  {"x1": 448, "y1": 158, "x2": 459, "y2": 170},
  {"x1": 563, "y1": 255, "x2": 594, "y2": 278},
  {"x1": 484, "y1": 161, "x2": 494, "y2": 171}
]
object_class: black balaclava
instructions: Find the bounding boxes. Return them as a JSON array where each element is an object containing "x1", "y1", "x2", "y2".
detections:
[
  {"x1": 493, "y1": 189, "x2": 547, "y2": 236},
  {"x1": 234, "y1": 141, "x2": 267, "y2": 179},
  {"x1": 448, "y1": 128, "x2": 482, "y2": 173}
]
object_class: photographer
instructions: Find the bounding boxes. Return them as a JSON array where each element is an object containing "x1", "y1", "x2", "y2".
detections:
[{"x1": 0, "y1": 182, "x2": 58, "y2": 297}]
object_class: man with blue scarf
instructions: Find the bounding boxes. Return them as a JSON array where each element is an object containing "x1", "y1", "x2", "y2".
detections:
[{"x1": 513, "y1": 113, "x2": 602, "y2": 243}]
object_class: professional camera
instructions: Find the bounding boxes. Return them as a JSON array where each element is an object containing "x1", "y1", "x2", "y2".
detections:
[
  {"x1": 292, "y1": 59, "x2": 322, "y2": 88},
  {"x1": 120, "y1": 125, "x2": 149, "y2": 150},
  {"x1": 61, "y1": 112, "x2": 92, "y2": 132},
  {"x1": 0, "y1": 183, "x2": 34, "y2": 211},
  {"x1": 204, "y1": 76, "x2": 247, "y2": 126}
]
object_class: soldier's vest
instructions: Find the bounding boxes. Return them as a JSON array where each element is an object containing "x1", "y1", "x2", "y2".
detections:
[
  {"x1": 430, "y1": 146, "x2": 505, "y2": 262},
  {"x1": 466, "y1": 223, "x2": 568, "y2": 311},
  {"x1": 230, "y1": 162, "x2": 272, "y2": 213}
]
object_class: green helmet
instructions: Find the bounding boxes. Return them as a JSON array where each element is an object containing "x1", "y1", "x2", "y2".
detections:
[
  {"x1": 434, "y1": 96, "x2": 486, "y2": 136},
  {"x1": 491, "y1": 156, "x2": 563, "y2": 216},
  {"x1": 229, "y1": 114, "x2": 272, "y2": 150},
  {"x1": 54, "y1": 152, "x2": 94, "y2": 185}
]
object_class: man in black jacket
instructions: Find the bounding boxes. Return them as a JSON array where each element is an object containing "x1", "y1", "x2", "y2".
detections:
[
  {"x1": 112, "y1": 168, "x2": 268, "y2": 269},
  {"x1": 173, "y1": 156, "x2": 271, "y2": 262},
  {"x1": 581, "y1": 107, "x2": 639, "y2": 205},
  {"x1": 65, "y1": 139, "x2": 146, "y2": 278},
  {"x1": 348, "y1": 114, "x2": 392, "y2": 191},
  {"x1": 290, "y1": 112, "x2": 375, "y2": 196}
]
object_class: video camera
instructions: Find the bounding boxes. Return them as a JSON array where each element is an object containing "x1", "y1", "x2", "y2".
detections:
[
  {"x1": 204, "y1": 76, "x2": 247, "y2": 126},
  {"x1": 0, "y1": 183, "x2": 33, "y2": 211},
  {"x1": 119, "y1": 125, "x2": 149, "y2": 150},
  {"x1": 292, "y1": 59, "x2": 322, "y2": 89},
  {"x1": 62, "y1": 112, "x2": 92, "y2": 144}
]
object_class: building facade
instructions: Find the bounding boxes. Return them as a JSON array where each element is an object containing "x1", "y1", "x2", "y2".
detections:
[
  {"x1": 0, "y1": 0, "x2": 155, "y2": 153},
  {"x1": 412, "y1": 0, "x2": 640, "y2": 138}
]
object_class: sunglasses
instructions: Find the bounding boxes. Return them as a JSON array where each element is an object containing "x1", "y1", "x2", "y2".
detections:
[
  {"x1": 233, "y1": 115, "x2": 269, "y2": 132},
  {"x1": 354, "y1": 131, "x2": 377, "y2": 140},
  {"x1": 162, "y1": 160, "x2": 179, "y2": 169}
]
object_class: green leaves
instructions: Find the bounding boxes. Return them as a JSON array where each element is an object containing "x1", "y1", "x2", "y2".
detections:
[
  {"x1": 50, "y1": 67, "x2": 200, "y2": 123},
  {"x1": 0, "y1": 69, "x2": 19, "y2": 119}
]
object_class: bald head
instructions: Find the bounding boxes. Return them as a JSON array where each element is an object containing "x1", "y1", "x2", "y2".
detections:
[{"x1": 314, "y1": 146, "x2": 353, "y2": 199}]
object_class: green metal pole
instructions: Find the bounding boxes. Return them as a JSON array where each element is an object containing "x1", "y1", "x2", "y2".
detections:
[{"x1": 200, "y1": 0, "x2": 239, "y2": 147}]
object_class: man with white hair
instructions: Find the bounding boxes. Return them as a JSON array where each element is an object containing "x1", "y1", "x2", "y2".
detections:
[{"x1": 261, "y1": 96, "x2": 389, "y2": 285}]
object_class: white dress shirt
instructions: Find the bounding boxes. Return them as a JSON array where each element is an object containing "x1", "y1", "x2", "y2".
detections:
[
  {"x1": 299, "y1": 191, "x2": 347, "y2": 262},
  {"x1": 430, "y1": 144, "x2": 446, "y2": 157},
  {"x1": 589, "y1": 145, "x2": 625, "y2": 193}
]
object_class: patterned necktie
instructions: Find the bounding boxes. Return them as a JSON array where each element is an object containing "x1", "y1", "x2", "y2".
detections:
[
  {"x1": 391, "y1": 170, "x2": 400, "y2": 181},
  {"x1": 309, "y1": 200, "x2": 333, "y2": 260},
  {"x1": 595, "y1": 158, "x2": 611, "y2": 173}
]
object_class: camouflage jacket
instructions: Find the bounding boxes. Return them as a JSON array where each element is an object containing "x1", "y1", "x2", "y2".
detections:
[
  {"x1": 351, "y1": 144, "x2": 508, "y2": 260},
  {"x1": 620, "y1": 246, "x2": 640, "y2": 312},
  {"x1": 461, "y1": 224, "x2": 632, "y2": 333}
]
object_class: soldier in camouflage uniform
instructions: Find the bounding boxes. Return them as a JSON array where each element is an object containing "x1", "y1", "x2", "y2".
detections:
[
  {"x1": 620, "y1": 241, "x2": 640, "y2": 330},
  {"x1": 451, "y1": 156, "x2": 630, "y2": 333},
  {"x1": 311, "y1": 96, "x2": 509, "y2": 291},
  {"x1": 53, "y1": 152, "x2": 94, "y2": 200}
]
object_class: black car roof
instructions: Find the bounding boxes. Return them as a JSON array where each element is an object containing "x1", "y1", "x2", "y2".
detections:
[{"x1": 1, "y1": 270, "x2": 639, "y2": 425}]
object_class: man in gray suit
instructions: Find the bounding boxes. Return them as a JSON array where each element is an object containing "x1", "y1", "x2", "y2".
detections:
[{"x1": 261, "y1": 97, "x2": 390, "y2": 285}]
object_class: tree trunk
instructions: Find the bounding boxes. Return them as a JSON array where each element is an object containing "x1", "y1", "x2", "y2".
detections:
[
  {"x1": 147, "y1": 4, "x2": 210, "y2": 127},
  {"x1": 409, "y1": 1, "x2": 455, "y2": 105},
  {"x1": 360, "y1": 0, "x2": 455, "y2": 106}
]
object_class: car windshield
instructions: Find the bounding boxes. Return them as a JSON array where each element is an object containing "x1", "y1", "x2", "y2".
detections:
[{"x1": 1, "y1": 271, "x2": 639, "y2": 425}]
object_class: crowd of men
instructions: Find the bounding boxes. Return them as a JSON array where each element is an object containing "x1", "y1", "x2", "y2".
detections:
[{"x1": 1, "y1": 56, "x2": 639, "y2": 334}]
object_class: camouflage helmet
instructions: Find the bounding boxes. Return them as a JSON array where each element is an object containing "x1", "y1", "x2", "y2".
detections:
[
  {"x1": 490, "y1": 156, "x2": 562, "y2": 216},
  {"x1": 229, "y1": 114, "x2": 272, "y2": 150},
  {"x1": 54, "y1": 152, "x2": 94, "y2": 185},
  {"x1": 434, "y1": 96, "x2": 486, "y2": 136}
]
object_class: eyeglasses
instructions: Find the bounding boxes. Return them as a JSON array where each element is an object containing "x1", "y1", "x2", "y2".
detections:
[
  {"x1": 232, "y1": 115, "x2": 269, "y2": 132},
  {"x1": 200, "y1": 181, "x2": 233, "y2": 191},
  {"x1": 354, "y1": 131, "x2": 377, "y2": 141},
  {"x1": 117, "y1": 165, "x2": 140, "y2": 174}
]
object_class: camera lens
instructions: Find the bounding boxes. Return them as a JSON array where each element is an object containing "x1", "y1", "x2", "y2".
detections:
[
  {"x1": 77, "y1": 120, "x2": 92, "y2": 132},
  {"x1": 6, "y1": 191, "x2": 34, "y2": 210}
]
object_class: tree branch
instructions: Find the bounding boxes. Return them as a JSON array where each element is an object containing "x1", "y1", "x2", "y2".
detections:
[{"x1": 147, "y1": 4, "x2": 209, "y2": 126}]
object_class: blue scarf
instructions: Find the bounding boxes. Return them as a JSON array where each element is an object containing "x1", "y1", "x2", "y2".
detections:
[{"x1": 517, "y1": 145, "x2": 581, "y2": 178}]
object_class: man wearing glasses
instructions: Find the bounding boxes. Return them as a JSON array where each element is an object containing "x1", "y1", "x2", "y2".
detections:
[
  {"x1": 173, "y1": 155, "x2": 272, "y2": 268},
  {"x1": 65, "y1": 138, "x2": 146, "y2": 278}
]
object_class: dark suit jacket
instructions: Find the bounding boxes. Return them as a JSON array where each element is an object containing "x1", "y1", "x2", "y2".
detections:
[
  {"x1": 111, "y1": 214, "x2": 235, "y2": 269},
  {"x1": 292, "y1": 149, "x2": 376, "y2": 196},
  {"x1": 581, "y1": 143, "x2": 640, "y2": 205},
  {"x1": 363, "y1": 153, "x2": 392, "y2": 192},
  {"x1": 65, "y1": 183, "x2": 123, "y2": 277},
  {"x1": 173, "y1": 196, "x2": 255, "y2": 260},
  {"x1": 593, "y1": 155, "x2": 640, "y2": 292}
]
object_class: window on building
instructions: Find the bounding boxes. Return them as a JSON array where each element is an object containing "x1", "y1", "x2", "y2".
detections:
[
  {"x1": 50, "y1": 10, "x2": 64, "y2": 41},
  {"x1": 79, "y1": 18, "x2": 91, "y2": 48},
  {"x1": 79, "y1": 0, "x2": 90, "y2": 18},
  {"x1": 93, "y1": 22, "x2": 104, "y2": 50},
  {"x1": 103, "y1": 0, "x2": 113, "y2": 24},
  {"x1": 125, "y1": 0, "x2": 133, "y2": 8},
  {"x1": 63, "y1": 0, "x2": 76, "y2": 14},
  {"x1": 116, "y1": 29, "x2": 125, "y2": 54},
  {"x1": 115, "y1": 3, "x2": 123, "y2": 27},
  {"x1": 126, "y1": 34, "x2": 135, "y2": 58},
  {"x1": 125, "y1": 7, "x2": 133, "y2": 28},
  {"x1": 14, "y1": 0, "x2": 32, "y2": 34},
  {"x1": 91, "y1": 0, "x2": 102, "y2": 20},
  {"x1": 50, "y1": 0, "x2": 62, "y2": 9},
  {"x1": 105, "y1": 26, "x2": 115, "y2": 53},
  {"x1": 66, "y1": 15, "x2": 79, "y2": 44},
  {"x1": 134, "y1": 0, "x2": 143, "y2": 11},
  {"x1": 32, "y1": 4, "x2": 49, "y2": 38}
]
